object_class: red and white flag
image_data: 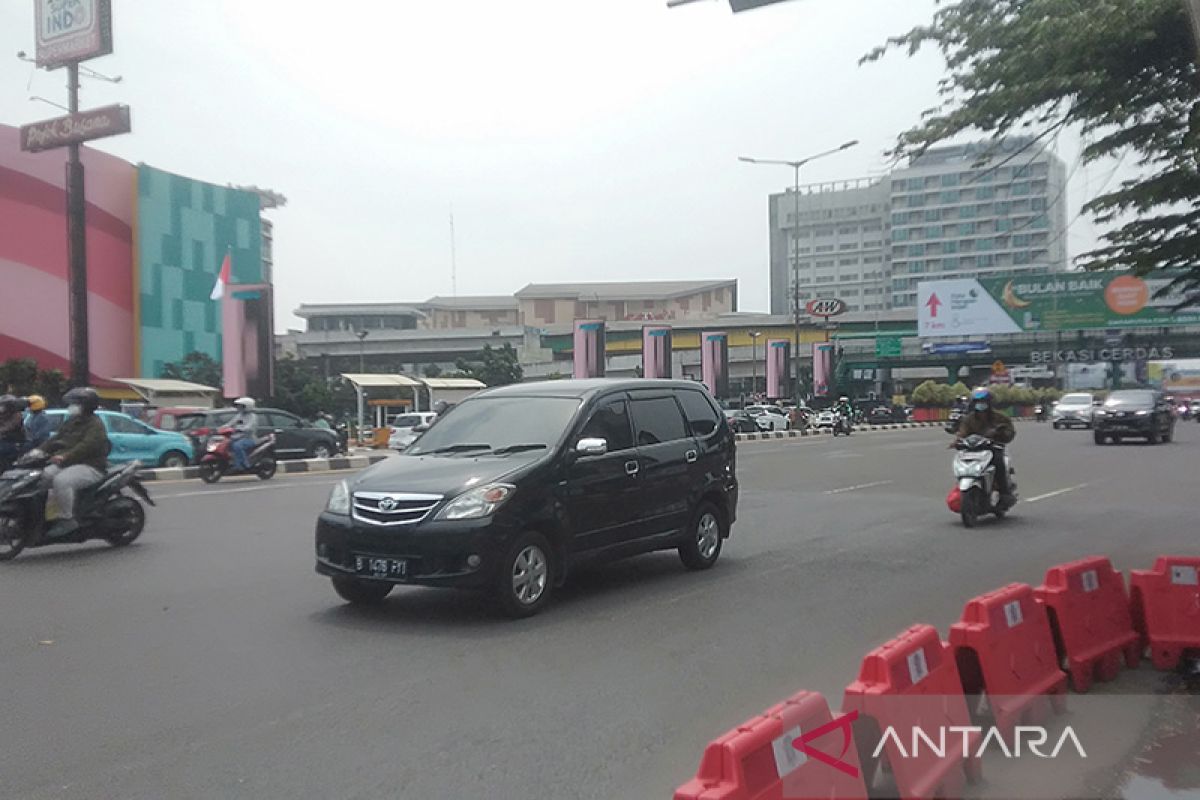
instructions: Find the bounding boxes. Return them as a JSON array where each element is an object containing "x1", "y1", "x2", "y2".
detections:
[{"x1": 210, "y1": 251, "x2": 232, "y2": 301}]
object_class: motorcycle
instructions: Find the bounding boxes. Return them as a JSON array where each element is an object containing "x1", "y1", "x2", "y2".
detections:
[
  {"x1": 198, "y1": 428, "x2": 277, "y2": 484},
  {"x1": 948, "y1": 434, "x2": 1016, "y2": 528},
  {"x1": 945, "y1": 408, "x2": 964, "y2": 434},
  {"x1": 0, "y1": 450, "x2": 154, "y2": 561},
  {"x1": 831, "y1": 411, "x2": 853, "y2": 436}
]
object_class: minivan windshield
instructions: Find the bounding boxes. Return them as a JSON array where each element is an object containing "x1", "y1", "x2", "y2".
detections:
[
  {"x1": 406, "y1": 396, "x2": 581, "y2": 456},
  {"x1": 1059, "y1": 394, "x2": 1093, "y2": 405},
  {"x1": 1104, "y1": 391, "x2": 1156, "y2": 407}
]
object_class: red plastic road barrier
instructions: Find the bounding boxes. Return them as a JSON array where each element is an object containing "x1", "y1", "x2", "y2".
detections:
[
  {"x1": 1130, "y1": 556, "x2": 1200, "y2": 671},
  {"x1": 842, "y1": 624, "x2": 981, "y2": 799},
  {"x1": 674, "y1": 690, "x2": 867, "y2": 800},
  {"x1": 1034, "y1": 556, "x2": 1141, "y2": 692},
  {"x1": 949, "y1": 583, "x2": 1068, "y2": 740}
]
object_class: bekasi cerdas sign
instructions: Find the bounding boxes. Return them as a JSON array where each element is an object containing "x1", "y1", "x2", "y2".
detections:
[{"x1": 1029, "y1": 345, "x2": 1175, "y2": 364}]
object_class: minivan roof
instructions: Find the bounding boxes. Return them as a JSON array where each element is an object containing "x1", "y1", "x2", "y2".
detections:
[{"x1": 475, "y1": 378, "x2": 710, "y2": 400}]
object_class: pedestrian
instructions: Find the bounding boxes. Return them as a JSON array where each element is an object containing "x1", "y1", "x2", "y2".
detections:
[{"x1": 23, "y1": 394, "x2": 52, "y2": 451}]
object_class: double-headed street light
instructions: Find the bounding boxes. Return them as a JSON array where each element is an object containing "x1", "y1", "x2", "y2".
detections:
[
  {"x1": 739, "y1": 139, "x2": 858, "y2": 402},
  {"x1": 748, "y1": 330, "x2": 762, "y2": 396}
]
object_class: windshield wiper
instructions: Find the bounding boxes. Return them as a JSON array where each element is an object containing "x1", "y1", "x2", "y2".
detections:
[
  {"x1": 492, "y1": 443, "x2": 548, "y2": 455},
  {"x1": 426, "y1": 444, "x2": 492, "y2": 455}
]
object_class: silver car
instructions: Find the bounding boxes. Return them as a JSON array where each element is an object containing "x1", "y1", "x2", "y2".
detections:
[{"x1": 1052, "y1": 393, "x2": 1095, "y2": 429}]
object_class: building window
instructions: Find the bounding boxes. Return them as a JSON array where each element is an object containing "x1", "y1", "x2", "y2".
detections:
[
  {"x1": 842, "y1": 288, "x2": 860, "y2": 296},
  {"x1": 815, "y1": 276, "x2": 836, "y2": 284},
  {"x1": 838, "y1": 226, "x2": 857, "y2": 235},
  {"x1": 838, "y1": 242, "x2": 857, "y2": 251},
  {"x1": 815, "y1": 245, "x2": 835, "y2": 253},
  {"x1": 941, "y1": 173, "x2": 960, "y2": 187},
  {"x1": 535, "y1": 299, "x2": 556, "y2": 323},
  {"x1": 1014, "y1": 250, "x2": 1033, "y2": 265},
  {"x1": 863, "y1": 239, "x2": 882, "y2": 248},
  {"x1": 1031, "y1": 197, "x2": 1047, "y2": 212},
  {"x1": 816, "y1": 260, "x2": 834, "y2": 268},
  {"x1": 940, "y1": 190, "x2": 959, "y2": 204},
  {"x1": 839, "y1": 258, "x2": 858, "y2": 266},
  {"x1": 863, "y1": 255, "x2": 882, "y2": 264}
]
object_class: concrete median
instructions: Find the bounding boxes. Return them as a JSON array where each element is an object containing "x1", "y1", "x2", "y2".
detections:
[{"x1": 136, "y1": 453, "x2": 391, "y2": 482}]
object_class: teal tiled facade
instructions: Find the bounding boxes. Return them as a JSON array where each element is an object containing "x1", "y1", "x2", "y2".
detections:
[{"x1": 136, "y1": 165, "x2": 262, "y2": 377}]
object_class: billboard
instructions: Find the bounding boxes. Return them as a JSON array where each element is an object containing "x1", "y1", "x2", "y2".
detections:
[
  {"x1": 20, "y1": 104, "x2": 130, "y2": 152},
  {"x1": 572, "y1": 320, "x2": 606, "y2": 379},
  {"x1": 700, "y1": 332, "x2": 729, "y2": 399},
  {"x1": 766, "y1": 339, "x2": 790, "y2": 400},
  {"x1": 642, "y1": 326, "x2": 672, "y2": 379},
  {"x1": 35, "y1": 0, "x2": 113, "y2": 68},
  {"x1": 917, "y1": 272, "x2": 1200, "y2": 338}
]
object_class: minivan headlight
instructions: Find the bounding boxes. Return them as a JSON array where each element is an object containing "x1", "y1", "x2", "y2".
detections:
[
  {"x1": 326, "y1": 480, "x2": 351, "y2": 515},
  {"x1": 436, "y1": 484, "x2": 514, "y2": 521}
]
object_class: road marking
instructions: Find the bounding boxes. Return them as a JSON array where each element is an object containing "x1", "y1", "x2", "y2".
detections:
[
  {"x1": 824, "y1": 480, "x2": 894, "y2": 495},
  {"x1": 1025, "y1": 483, "x2": 1088, "y2": 503},
  {"x1": 156, "y1": 479, "x2": 342, "y2": 500}
]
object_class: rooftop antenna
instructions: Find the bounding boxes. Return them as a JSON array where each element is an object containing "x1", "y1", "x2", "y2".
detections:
[{"x1": 449, "y1": 206, "x2": 457, "y2": 297}]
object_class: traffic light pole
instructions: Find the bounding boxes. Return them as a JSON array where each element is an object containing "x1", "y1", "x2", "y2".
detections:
[{"x1": 65, "y1": 62, "x2": 90, "y2": 387}]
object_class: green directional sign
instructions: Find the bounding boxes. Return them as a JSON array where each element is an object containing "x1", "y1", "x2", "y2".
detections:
[{"x1": 875, "y1": 336, "x2": 903, "y2": 357}]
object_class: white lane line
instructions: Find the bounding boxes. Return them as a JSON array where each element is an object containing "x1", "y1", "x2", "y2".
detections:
[
  {"x1": 824, "y1": 480, "x2": 894, "y2": 495},
  {"x1": 156, "y1": 479, "x2": 341, "y2": 500},
  {"x1": 1025, "y1": 483, "x2": 1088, "y2": 503}
]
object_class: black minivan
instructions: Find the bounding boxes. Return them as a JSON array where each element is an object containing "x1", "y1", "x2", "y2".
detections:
[{"x1": 315, "y1": 379, "x2": 738, "y2": 617}]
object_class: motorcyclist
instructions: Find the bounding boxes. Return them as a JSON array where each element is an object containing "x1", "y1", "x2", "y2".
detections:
[
  {"x1": 1, "y1": 394, "x2": 27, "y2": 469},
  {"x1": 953, "y1": 386, "x2": 1016, "y2": 505},
  {"x1": 23, "y1": 394, "x2": 52, "y2": 451},
  {"x1": 41, "y1": 387, "x2": 109, "y2": 538},
  {"x1": 833, "y1": 395, "x2": 854, "y2": 425},
  {"x1": 229, "y1": 397, "x2": 259, "y2": 472}
]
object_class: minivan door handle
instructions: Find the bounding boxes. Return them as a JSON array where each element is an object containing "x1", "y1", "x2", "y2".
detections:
[
  {"x1": 624, "y1": 460, "x2": 640, "y2": 476},
  {"x1": 685, "y1": 450, "x2": 698, "y2": 464}
]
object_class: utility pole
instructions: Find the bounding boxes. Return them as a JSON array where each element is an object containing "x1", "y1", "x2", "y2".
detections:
[
  {"x1": 64, "y1": 62, "x2": 88, "y2": 386},
  {"x1": 749, "y1": 330, "x2": 761, "y2": 396}
]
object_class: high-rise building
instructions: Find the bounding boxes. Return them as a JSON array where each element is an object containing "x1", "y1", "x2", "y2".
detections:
[{"x1": 767, "y1": 138, "x2": 1069, "y2": 314}]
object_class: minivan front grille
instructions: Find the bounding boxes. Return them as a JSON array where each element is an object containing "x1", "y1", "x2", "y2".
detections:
[{"x1": 352, "y1": 492, "x2": 443, "y2": 526}]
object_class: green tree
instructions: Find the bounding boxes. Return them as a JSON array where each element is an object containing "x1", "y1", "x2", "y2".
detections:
[
  {"x1": 270, "y1": 356, "x2": 336, "y2": 419},
  {"x1": 455, "y1": 343, "x2": 523, "y2": 386},
  {"x1": 160, "y1": 351, "x2": 223, "y2": 389},
  {"x1": 866, "y1": 0, "x2": 1200, "y2": 303},
  {"x1": 0, "y1": 359, "x2": 66, "y2": 404},
  {"x1": 422, "y1": 363, "x2": 443, "y2": 378}
]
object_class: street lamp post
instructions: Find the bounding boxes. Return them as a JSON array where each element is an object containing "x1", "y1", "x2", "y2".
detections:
[
  {"x1": 748, "y1": 330, "x2": 761, "y2": 396},
  {"x1": 355, "y1": 330, "x2": 369, "y2": 445},
  {"x1": 739, "y1": 140, "x2": 858, "y2": 404}
]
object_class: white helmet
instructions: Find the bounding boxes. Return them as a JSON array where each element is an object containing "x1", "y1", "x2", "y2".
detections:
[{"x1": 234, "y1": 397, "x2": 256, "y2": 411}]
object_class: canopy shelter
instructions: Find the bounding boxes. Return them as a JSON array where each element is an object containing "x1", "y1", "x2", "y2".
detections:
[
  {"x1": 340, "y1": 373, "x2": 425, "y2": 435},
  {"x1": 421, "y1": 377, "x2": 486, "y2": 408},
  {"x1": 108, "y1": 378, "x2": 221, "y2": 408}
]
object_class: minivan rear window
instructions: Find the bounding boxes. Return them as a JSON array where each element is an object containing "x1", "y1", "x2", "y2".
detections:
[{"x1": 630, "y1": 397, "x2": 688, "y2": 446}]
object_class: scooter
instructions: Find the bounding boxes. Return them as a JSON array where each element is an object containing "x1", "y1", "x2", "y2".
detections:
[
  {"x1": 948, "y1": 434, "x2": 1017, "y2": 528},
  {"x1": 0, "y1": 450, "x2": 154, "y2": 561},
  {"x1": 831, "y1": 412, "x2": 853, "y2": 436},
  {"x1": 945, "y1": 408, "x2": 964, "y2": 434},
  {"x1": 198, "y1": 429, "x2": 277, "y2": 483}
]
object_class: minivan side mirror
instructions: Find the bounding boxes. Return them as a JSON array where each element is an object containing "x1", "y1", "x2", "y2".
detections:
[{"x1": 575, "y1": 437, "x2": 608, "y2": 457}]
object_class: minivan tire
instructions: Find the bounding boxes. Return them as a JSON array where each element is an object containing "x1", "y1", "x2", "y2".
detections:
[
  {"x1": 679, "y1": 502, "x2": 724, "y2": 571},
  {"x1": 496, "y1": 531, "x2": 554, "y2": 618},
  {"x1": 331, "y1": 576, "x2": 393, "y2": 605}
]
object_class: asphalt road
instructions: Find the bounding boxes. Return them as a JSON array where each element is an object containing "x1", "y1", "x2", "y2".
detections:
[{"x1": 2, "y1": 420, "x2": 1198, "y2": 800}]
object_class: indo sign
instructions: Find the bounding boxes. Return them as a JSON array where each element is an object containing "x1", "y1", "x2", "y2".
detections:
[
  {"x1": 1028, "y1": 346, "x2": 1175, "y2": 364},
  {"x1": 19, "y1": 104, "x2": 131, "y2": 152},
  {"x1": 34, "y1": 0, "x2": 113, "y2": 68}
]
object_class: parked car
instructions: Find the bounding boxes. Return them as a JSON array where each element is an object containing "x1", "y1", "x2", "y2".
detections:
[
  {"x1": 1052, "y1": 392, "x2": 1096, "y2": 429},
  {"x1": 723, "y1": 409, "x2": 759, "y2": 433},
  {"x1": 1092, "y1": 390, "x2": 1175, "y2": 445},
  {"x1": 388, "y1": 412, "x2": 438, "y2": 451},
  {"x1": 316, "y1": 379, "x2": 739, "y2": 617},
  {"x1": 43, "y1": 410, "x2": 195, "y2": 468},
  {"x1": 868, "y1": 406, "x2": 899, "y2": 425},
  {"x1": 813, "y1": 410, "x2": 837, "y2": 429},
  {"x1": 744, "y1": 405, "x2": 789, "y2": 431},
  {"x1": 177, "y1": 407, "x2": 341, "y2": 460}
]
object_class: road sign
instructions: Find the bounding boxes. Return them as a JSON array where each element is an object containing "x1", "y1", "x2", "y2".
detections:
[
  {"x1": 20, "y1": 104, "x2": 131, "y2": 152},
  {"x1": 805, "y1": 298, "x2": 847, "y2": 318},
  {"x1": 992, "y1": 360, "x2": 1007, "y2": 375},
  {"x1": 875, "y1": 336, "x2": 902, "y2": 357},
  {"x1": 35, "y1": 0, "x2": 112, "y2": 68},
  {"x1": 921, "y1": 341, "x2": 991, "y2": 355}
]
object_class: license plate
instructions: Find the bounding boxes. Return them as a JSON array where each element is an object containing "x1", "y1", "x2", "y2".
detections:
[{"x1": 354, "y1": 555, "x2": 408, "y2": 579}]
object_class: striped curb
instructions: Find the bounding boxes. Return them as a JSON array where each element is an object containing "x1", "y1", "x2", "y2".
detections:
[
  {"x1": 733, "y1": 416, "x2": 1038, "y2": 443},
  {"x1": 136, "y1": 453, "x2": 391, "y2": 482}
]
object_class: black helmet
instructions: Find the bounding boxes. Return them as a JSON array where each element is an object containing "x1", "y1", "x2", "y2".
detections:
[{"x1": 63, "y1": 386, "x2": 101, "y2": 413}]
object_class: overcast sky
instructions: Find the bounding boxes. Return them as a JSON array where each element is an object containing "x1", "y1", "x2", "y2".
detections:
[{"x1": 2, "y1": 0, "x2": 1130, "y2": 330}]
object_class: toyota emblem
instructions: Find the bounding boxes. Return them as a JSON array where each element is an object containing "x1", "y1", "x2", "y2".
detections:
[{"x1": 377, "y1": 496, "x2": 398, "y2": 512}]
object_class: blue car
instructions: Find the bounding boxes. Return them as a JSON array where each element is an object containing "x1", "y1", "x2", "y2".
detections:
[{"x1": 41, "y1": 410, "x2": 195, "y2": 468}]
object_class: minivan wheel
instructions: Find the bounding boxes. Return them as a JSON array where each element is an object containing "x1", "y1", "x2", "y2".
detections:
[
  {"x1": 496, "y1": 532, "x2": 554, "y2": 618},
  {"x1": 310, "y1": 443, "x2": 333, "y2": 460},
  {"x1": 331, "y1": 576, "x2": 393, "y2": 605},
  {"x1": 679, "y1": 502, "x2": 724, "y2": 571}
]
